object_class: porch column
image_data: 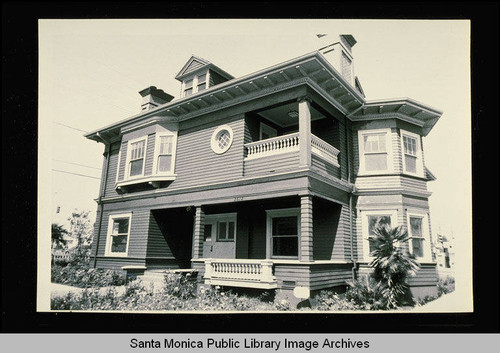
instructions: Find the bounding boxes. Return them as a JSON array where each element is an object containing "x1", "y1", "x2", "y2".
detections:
[
  {"x1": 192, "y1": 206, "x2": 205, "y2": 259},
  {"x1": 298, "y1": 97, "x2": 312, "y2": 168},
  {"x1": 300, "y1": 195, "x2": 314, "y2": 262}
]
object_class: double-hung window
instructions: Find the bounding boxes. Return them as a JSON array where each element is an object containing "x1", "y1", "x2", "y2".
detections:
[
  {"x1": 197, "y1": 74, "x2": 207, "y2": 92},
  {"x1": 128, "y1": 137, "x2": 147, "y2": 178},
  {"x1": 155, "y1": 134, "x2": 175, "y2": 174},
  {"x1": 358, "y1": 129, "x2": 393, "y2": 174},
  {"x1": 106, "y1": 213, "x2": 132, "y2": 256},
  {"x1": 407, "y1": 212, "x2": 431, "y2": 261},
  {"x1": 184, "y1": 79, "x2": 193, "y2": 97},
  {"x1": 266, "y1": 208, "x2": 300, "y2": 259},
  {"x1": 401, "y1": 130, "x2": 423, "y2": 176},
  {"x1": 362, "y1": 210, "x2": 397, "y2": 260}
]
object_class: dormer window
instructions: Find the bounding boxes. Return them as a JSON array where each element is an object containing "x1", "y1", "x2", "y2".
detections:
[
  {"x1": 197, "y1": 73, "x2": 207, "y2": 92},
  {"x1": 184, "y1": 79, "x2": 193, "y2": 97}
]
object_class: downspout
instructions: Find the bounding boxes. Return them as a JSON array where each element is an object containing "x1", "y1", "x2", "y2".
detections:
[
  {"x1": 93, "y1": 133, "x2": 111, "y2": 268},
  {"x1": 344, "y1": 119, "x2": 357, "y2": 281}
]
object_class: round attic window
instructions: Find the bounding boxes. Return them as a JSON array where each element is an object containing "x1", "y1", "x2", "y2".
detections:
[{"x1": 211, "y1": 125, "x2": 234, "y2": 154}]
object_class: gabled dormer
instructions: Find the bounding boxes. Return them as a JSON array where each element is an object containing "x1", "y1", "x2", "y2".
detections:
[{"x1": 175, "y1": 55, "x2": 234, "y2": 98}]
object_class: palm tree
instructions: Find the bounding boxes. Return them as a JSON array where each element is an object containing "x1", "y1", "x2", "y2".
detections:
[
  {"x1": 369, "y1": 223, "x2": 420, "y2": 309},
  {"x1": 51, "y1": 223, "x2": 68, "y2": 249}
]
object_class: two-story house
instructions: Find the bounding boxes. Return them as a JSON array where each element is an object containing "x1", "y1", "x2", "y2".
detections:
[{"x1": 85, "y1": 34, "x2": 442, "y2": 299}]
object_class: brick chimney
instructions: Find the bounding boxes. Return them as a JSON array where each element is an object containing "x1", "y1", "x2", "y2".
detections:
[
  {"x1": 139, "y1": 86, "x2": 174, "y2": 111},
  {"x1": 320, "y1": 34, "x2": 357, "y2": 86}
]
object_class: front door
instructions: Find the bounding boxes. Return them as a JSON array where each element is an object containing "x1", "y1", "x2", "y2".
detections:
[{"x1": 203, "y1": 213, "x2": 236, "y2": 259}]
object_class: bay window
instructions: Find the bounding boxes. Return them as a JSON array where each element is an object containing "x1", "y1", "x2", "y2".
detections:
[
  {"x1": 358, "y1": 128, "x2": 393, "y2": 174},
  {"x1": 401, "y1": 130, "x2": 423, "y2": 176},
  {"x1": 362, "y1": 210, "x2": 398, "y2": 260},
  {"x1": 407, "y1": 212, "x2": 431, "y2": 261},
  {"x1": 127, "y1": 137, "x2": 147, "y2": 178}
]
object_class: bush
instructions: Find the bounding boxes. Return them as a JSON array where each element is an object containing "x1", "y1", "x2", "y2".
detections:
[
  {"x1": 314, "y1": 290, "x2": 361, "y2": 311},
  {"x1": 163, "y1": 272, "x2": 197, "y2": 300},
  {"x1": 437, "y1": 277, "x2": 455, "y2": 297},
  {"x1": 344, "y1": 276, "x2": 388, "y2": 310},
  {"x1": 51, "y1": 262, "x2": 127, "y2": 288}
]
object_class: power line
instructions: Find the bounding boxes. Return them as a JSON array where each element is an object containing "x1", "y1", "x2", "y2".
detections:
[
  {"x1": 52, "y1": 159, "x2": 101, "y2": 170},
  {"x1": 52, "y1": 169, "x2": 100, "y2": 180},
  {"x1": 53, "y1": 121, "x2": 89, "y2": 133}
]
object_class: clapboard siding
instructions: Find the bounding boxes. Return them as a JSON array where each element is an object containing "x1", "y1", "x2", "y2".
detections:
[
  {"x1": 144, "y1": 133, "x2": 155, "y2": 176},
  {"x1": 407, "y1": 263, "x2": 438, "y2": 286},
  {"x1": 209, "y1": 70, "x2": 229, "y2": 87},
  {"x1": 184, "y1": 60, "x2": 205, "y2": 75},
  {"x1": 127, "y1": 209, "x2": 150, "y2": 258},
  {"x1": 274, "y1": 264, "x2": 310, "y2": 288},
  {"x1": 147, "y1": 210, "x2": 173, "y2": 258},
  {"x1": 392, "y1": 128, "x2": 403, "y2": 173},
  {"x1": 355, "y1": 175, "x2": 401, "y2": 190},
  {"x1": 244, "y1": 152, "x2": 300, "y2": 177},
  {"x1": 311, "y1": 154, "x2": 341, "y2": 178},
  {"x1": 313, "y1": 199, "x2": 343, "y2": 261},
  {"x1": 103, "y1": 144, "x2": 121, "y2": 198},
  {"x1": 168, "y1": 115, "x2": 245, "y2": 189},
  {"x1": 248, "y1": 208, "x2": 267, "y2": 259},
  {"x1": 94, "y1": 257, "x2": 146, "y2": 272},
  {"x1": 400, "y1": 176, "x2": 428, "y2": 192},
  {"x1": 117, "y1": 141, "x2": 127, "y2": 181},
  {"x1": 309, "y1": 264, "x2": 352, "y2": 290}
]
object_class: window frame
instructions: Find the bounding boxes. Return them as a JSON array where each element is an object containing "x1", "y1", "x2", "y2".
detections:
[
  {"x1": 205, "y1": 213, "x2": 237, "y2": 243},
  {"x1": 152, "y1": 132, "x2": 178, "y2": 176},
  {"x1": 400, "y1": 129, "x2": 424, "y2": 177},
  {"x1": 105, "y1": 212, "x2": 132, "y2": 257},
  {"x1": 358, "y1": 128, "x2": 394, "y2": 175},
  {"x1": 266, "y1": 208, "x2": 301, "y2": 260},
  {"x1": 407, "y1": 211, "x2": 432, "y2": 262},
  {"x1": 361, "y1": 209, "x2": 398, "y2": 261},
  {"x1": 210, "y1": 125, "x2": 234, "y2": 154},
  {"x1": 125, "y1": 136, "x2": 148, "y2": 179}
]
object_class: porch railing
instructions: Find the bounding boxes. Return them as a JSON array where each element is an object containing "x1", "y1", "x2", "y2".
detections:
[
  {"x1": 204, "y1": 259, "x2": 277, "y2": 289},
  {"x1": 244, "y1": 132, "x2": 299, "y2": 160},
  {"x1": 311, "y1": 134, "x2": 340, "y2": 167}
]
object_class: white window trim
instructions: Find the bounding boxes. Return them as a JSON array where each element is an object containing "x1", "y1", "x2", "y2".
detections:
[
  {"x1": 152, "y1": 132, "x2": 178, "y2": 176},
  {"x1": 361, "y1": 209, "x2": 398, "y2": 261},
  {"x1": 183, "y1": 71, "x2": 208, "y2": 97},
  {"x1": 211, "y1": 125, "x2": 234, "y2": 154},
  {"x1": 115, "y1": 148, "x2": 122, "y2": 183},
  {"x1": 400, "y1": 129, "x2": 424, "y2": 177},
  {"x1": 105, "y1": 212, "x2": 132, "y2": 257},
  {"x1": 358, "y1": 128, "x2": 394, "y2": 175},
  {"x1": 407, "y1": 211, "x2": 432, "y2": 262},
  {"x1": 266, "y1": 208, "x2": 301, "y2": 260},
  {"x1": 125, "y1": 136, "x2": 148, "y2": 180},
  {"x1": 259, "y1": 122, "x2": 278, "y2": 140}
]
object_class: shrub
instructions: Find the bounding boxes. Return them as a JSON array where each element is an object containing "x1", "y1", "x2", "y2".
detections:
[
  {"x1": 344, "y1": 276, "x2": 388, "y2": 310},
  {"x1": 51, "y1": 262, "x2": 127, "y2": 288},
  {"x1": 314, "y1": 290, "x2": 361, "y2": 311},
  {"x1": 437, "y1": 276, "x2": 455, "y2": 297},
  {"x1": 162, "y1": 272, "x2": 196, "y2": 300}
]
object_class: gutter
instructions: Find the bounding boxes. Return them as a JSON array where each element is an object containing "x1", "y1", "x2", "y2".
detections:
[{"x1": 92, "y1": 133, "x2": 112, "y2": 268}]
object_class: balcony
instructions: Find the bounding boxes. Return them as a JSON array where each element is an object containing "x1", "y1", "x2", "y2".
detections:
[
  {"x1": 243, "y1": 133, "x2": 340, "y2": 178},
  {"x1": 203, "y1": 259, "x2": 278, "y2": 289}
]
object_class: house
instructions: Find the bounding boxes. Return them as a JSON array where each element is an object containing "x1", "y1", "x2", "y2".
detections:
[
  {"x1": 433, "y1": 234, "x2": 455, "y2": 279},
  {"x1": 85, "y1": 34, "x2": 442, "y2": 300}
]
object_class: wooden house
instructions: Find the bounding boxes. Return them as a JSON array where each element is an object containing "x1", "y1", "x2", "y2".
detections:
[{"x1": 85, "y1": 34, "x2": 442, "y2": 299}]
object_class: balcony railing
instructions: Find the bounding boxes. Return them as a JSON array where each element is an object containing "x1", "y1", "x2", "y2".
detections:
[
  {"x1": 244, "y1": 132, "x2": 340, "y2": 167},
  {"x1": 204, "y1": 259, "x2": 278, "y2": 289},
  {"x1": 244, "y1": 132, "x2": 299, "y2": 160}
]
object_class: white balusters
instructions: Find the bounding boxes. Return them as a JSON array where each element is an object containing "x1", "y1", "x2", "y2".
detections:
[{"x1": 244, "y1": 133, "x2": 300, "y2": 159}]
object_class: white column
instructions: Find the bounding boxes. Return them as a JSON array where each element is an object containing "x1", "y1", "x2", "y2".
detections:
[
  {"x1": 300, "y1": 195, "x2": 314, "y2": 262},
  {"x1": 298, "y1": 97, "x2": 312, "y2": 168},
  {"x1": 192, "y1": 206, "x2": 205, "y2": 259}
]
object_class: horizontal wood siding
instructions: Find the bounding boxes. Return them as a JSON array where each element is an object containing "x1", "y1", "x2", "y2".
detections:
[
  {"x1": 127, "y1": 209, "x2": 150, "y2": 258},
  {"x1": 144, "y1": 133, "x2": 155, "y2": 176},
  {"x1": 117, "y1": 141, "x2": 127, "y2": 181},
  {"x1": 311, "y1": 154, "x2": 341, "y2": 178},
  {"x1": 103, "y1": 144, "x2": 121, "y2": 198},
  {"x1": 392, "y1": 128, "x2": 402, "y2": 173},
  {"x1": 407, "y1": 263, "x2": 438, "y2": 286},
  {"x1": 147, "y1": 210, "x2": 173, "y2": 258},
  {"x1": 94, "y1": 257, "x2": 146, "y2": 272},
  {"x1": 209, "y1": 70, "x2": 229, "y2": 87},
  {"x1": 309, "y1": 264, "x2": 352, "y2": 290},
  {"x1": 248, "y1": 208, "x2": 267, "y2": 259},
  {"x1": 274, "y1": 264, "x2": 310, "y2": 288},
  {"x1": 185, "y1": 61, "x2": 205, "y2": 75},
  {"x1": 313, "y1": 199, "x2": 343, "y2": 261},
  {"x1": 243, "y1": 152, "x2": 299, "y2": 177},
  {"x1": 90, "y1": 207, "x2": 102, "y2": 257},
  {"x1": 355, "y1": 175, "x2": 401, "y2": 190},
  {"x1": 168, "y1": 115, "x2": 245, "y2": 189},
  {"x1": 400, "y1": 176, "x2": 428, "y2": 192}
]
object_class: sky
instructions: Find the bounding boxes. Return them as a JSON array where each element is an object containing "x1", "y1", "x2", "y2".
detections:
[{"x1": 38, "y1": 19, "x2": 471, "y2": 307}]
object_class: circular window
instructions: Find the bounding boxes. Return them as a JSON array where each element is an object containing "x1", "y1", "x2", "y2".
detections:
[{"x1": 211, "y1": 125, "x2": 234, "y2": 154}]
